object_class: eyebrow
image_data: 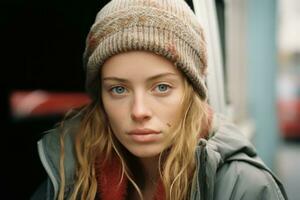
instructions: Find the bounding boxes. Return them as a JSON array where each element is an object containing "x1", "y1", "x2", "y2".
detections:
[{"x1": 102, "y1": 73, "x2": 178, "y2": 82}]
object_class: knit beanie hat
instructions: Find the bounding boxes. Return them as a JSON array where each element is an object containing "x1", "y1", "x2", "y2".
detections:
[{"x1": 83, "y1": 0, "x2": 208, "y2": 100}]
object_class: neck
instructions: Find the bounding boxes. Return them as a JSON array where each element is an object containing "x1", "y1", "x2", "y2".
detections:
[
  {"x1": 134, "y1": 156, "x2": 160, "y2": 200},
  {"x1": 139, "y1": 156, "x2": 160, "y2": 185}
]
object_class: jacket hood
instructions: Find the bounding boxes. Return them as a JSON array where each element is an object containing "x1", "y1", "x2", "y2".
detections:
[
  {"x1": 204, "y1": 113, "x2": 258, "y2": 169},
  {"x1": 190, "y1": 113, "x2": 287, "y2": 200}
]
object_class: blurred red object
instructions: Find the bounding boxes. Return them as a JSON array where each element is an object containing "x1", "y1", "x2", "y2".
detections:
[
  {"x1": 10, "y1": 90, "x2": 91, "y2": 118},
  {"x1": 278, "y1": 100, "x2": 300, "y2": 138},
  {"x1": 277, "y1": 71, "x2": 300, "y2": 138}
]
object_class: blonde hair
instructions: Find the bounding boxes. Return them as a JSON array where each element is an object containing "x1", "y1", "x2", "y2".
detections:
[{"x1": 58, "y1": 79, "x2": 211, "y2": 200}]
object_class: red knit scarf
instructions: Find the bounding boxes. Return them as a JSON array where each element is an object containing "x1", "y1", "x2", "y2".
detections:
[{"x1": 95, "y1": 156, "x2": 165, "y2": 200}]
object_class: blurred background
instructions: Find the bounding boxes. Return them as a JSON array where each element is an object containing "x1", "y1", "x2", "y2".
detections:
[
  {"x1": 223, "y1": 1, "x2": 300, "y2": 199},
  {"x1": 0, "y1": 0, "x2": 299, "y2": 199}
]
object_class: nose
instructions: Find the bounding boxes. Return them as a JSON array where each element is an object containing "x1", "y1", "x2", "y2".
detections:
[{"x1": 130, "y1": 93, "x2": 152, "y2": 122}]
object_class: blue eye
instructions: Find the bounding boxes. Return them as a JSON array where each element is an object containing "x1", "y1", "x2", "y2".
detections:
[
  {"x1": 156, "y1": 84, "x2": 170, "y2": 92},
  {"x1": 111, "y1": 86, "x2": 126, "y2": 94}
]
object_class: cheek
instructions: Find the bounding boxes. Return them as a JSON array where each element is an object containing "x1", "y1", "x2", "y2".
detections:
[
  {"x1": 102, "y1": 97, "x2": 129, "y2": 132},
  {"x1": 156, "y1": 93, "x2": 184, "y2": 125},
  {"x1": 167, "y1": 101, "x2": 183, "y2": 124}
]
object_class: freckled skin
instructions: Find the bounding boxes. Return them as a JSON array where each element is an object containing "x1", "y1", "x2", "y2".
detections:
[{"x1": 101, "y1": 51, "x2": 185, "y2": 159}]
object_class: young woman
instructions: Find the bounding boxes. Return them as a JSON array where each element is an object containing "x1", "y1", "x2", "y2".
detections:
[{"x1": 32, "y1": 0, "x2": 288, "y2": 199}]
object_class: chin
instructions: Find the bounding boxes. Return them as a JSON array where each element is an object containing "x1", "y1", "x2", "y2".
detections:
[{"x1": 128, "y1": 147, "x2": 162, "y2": 158}]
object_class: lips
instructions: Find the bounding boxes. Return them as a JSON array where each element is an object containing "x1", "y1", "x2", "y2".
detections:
[
  {"x1": 128, "y1": 128, "x2": 161, "y2": 135},
  {"x1": 128, "y1": 128, "x2": 161, "y2": 143}
]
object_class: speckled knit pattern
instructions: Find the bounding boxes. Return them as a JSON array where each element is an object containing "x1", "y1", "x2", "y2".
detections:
[{"x1": 83, "y1": 0, "x2": 208, "y2": 100}]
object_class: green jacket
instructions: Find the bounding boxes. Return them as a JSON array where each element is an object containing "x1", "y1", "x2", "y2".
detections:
[{"x1": 31, "y1": 114, "x2": 288, "y2": 200}]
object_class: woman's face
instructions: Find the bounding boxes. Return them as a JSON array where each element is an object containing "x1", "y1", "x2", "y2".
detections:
[{"x1": 101, "y1": 51, "x2": 185, "y2": 158}]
